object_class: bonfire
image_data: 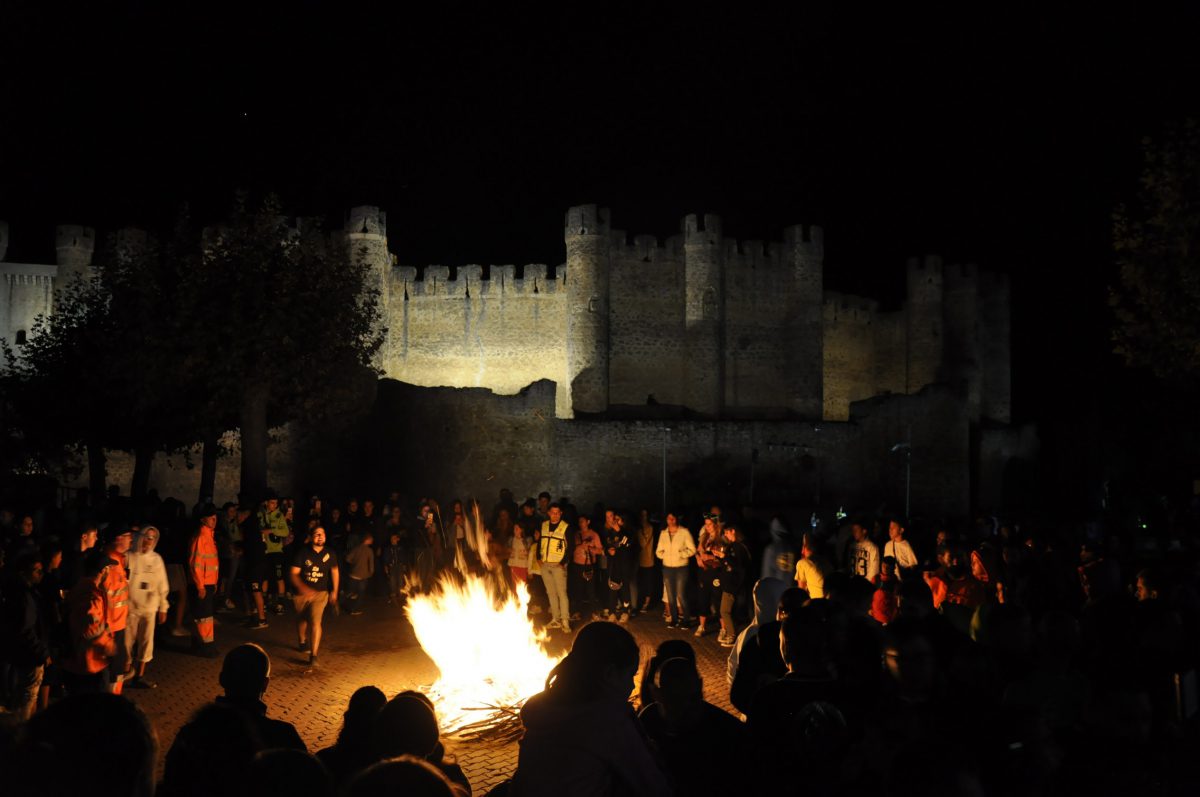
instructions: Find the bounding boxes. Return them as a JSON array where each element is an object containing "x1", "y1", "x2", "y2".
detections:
[{"x1": 405, "y1": 501, "x2": 562, "y2": 741}]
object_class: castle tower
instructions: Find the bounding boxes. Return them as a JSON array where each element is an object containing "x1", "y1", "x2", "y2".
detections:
[
  {"x1": 564, "y1": 205, "x2": 611, "y2": 415},
  {"x1": 942, "y1": 262, "x2": 981, "y2": 418},
  {"x1": 979, "y1": 271, "x2": 1012, "y2": 423},
  {"x1": 905, "y1": 254, "x2": 945, "y2": 393},
  {"x1": 0, "y1": 221, "x2": 8, "y2": 262},
  {"x1": 54, "y1": 225, "x2": 96, "y2": 290},
  {"x1": 784, "y1": 223, "x2": 824, "y2": 418},
  {"x1": 345, "y1": 206, "x2": 392, "y2": 305},
  {"x1": 683, "y1": 213, "x2": 724, "y2": 417}
]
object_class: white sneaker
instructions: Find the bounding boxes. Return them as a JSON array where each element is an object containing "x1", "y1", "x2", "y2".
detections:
[
  {"x1": 562, "y1": 620, "x2": 571, "y2": 634},
  {"x1": 546, "y1": 619, "x2": 562, "y2": 630}
]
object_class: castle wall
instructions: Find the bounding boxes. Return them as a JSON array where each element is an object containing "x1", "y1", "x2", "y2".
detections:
[
  {"x1": 905, "y1": 255, "x2": 944, "y2": 393},
  {"x1": 943, "y1": 263, "x2": 981, "y2": 417},
  {"x1": 376, "y1": 263, "x2": 573, "y2": 417},
  {"x1": 607, "y1": 234, "x2": 688, "y2": 408},
  {"x1": 872, "y1": 310, "x2": 907, "y2": 398},
  {"x1": 723, "y1": 239, "x2": 798, "y2": 416},
  {"x1": 1, "y1": 264, "x2": 56, "y2": 356},
  {"x1": 851, "y1": 384, "x2": 972, "y2": 519},
  {"x1": 822, "y1": 292, "x2": 880, "y2": 421},
  {"x1": 979, "y1": 272, "x2": 1012, "y2": 423},
  {"x1": 369, "y1": 379, "x2": 865, "y2": 514}
]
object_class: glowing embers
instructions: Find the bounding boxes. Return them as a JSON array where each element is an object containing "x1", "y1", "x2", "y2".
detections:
[{"x1": 405, "y1": 574, "x2": 561, "y2": 737}]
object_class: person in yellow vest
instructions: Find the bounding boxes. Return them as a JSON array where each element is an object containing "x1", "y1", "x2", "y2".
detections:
[
  {"x1": 538, "y1": 503, "x2": 572, "y2": 633},
  {"x1": 258, "y1": 490, "x2": 291, "y2": 615},
  {"x1": 189, "y1": 505, "x2": 220, "y2": 658}
]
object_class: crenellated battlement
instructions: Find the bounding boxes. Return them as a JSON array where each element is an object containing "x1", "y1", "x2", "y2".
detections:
[
  {"x1": 725, "y1": 238, "x2": 787, "y2": 271},
  {"x1": 978, "y1": 269, "x2": 1010, "y2": 294},
  {"x1": 564, "y1": 205, "x2": 610, "y2": 237},
  {"x1": 944, "y1": 262, "x2": 978, "y2": 282},
  {"x1": 823, "y1": 291, "x2": 880, "y2": 323},
  {"x1": 393, "y1": 263, "x2": 565, "y2": 299},
  {"x1": 346, "y1": 206, "x2": 387, "y2": 237},
  {"x1": 907, "y1": 255, "x2": 945, "y2": 296},
  {"x1": 55, "y1": 224, "x2": 96, "y2": 268},
  {"x1": 682, "y1": 213, "x2": 723, "y2": 245}
]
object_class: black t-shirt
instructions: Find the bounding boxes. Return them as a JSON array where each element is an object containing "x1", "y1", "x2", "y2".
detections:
[{"x1": 292, "y1": 546, "x2": 338, "y2": 591}]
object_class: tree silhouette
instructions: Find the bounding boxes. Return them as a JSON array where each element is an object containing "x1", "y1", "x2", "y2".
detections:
[{"x1": 1111, "y1": 121, "x2": 1200, "y2": 383}]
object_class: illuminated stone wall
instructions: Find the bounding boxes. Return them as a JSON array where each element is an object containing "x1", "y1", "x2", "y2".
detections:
[{"x1": 368, "y1": 378, "x2": 974, "y2": 518}]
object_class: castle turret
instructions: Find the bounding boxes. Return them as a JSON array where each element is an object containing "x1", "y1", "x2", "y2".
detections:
[
  {"x1": 0, "y1": 221, "x2": 8, "y2": 262},
  {"x1": 905, "y1": 254, "x2": 944, "y2": 393},
  {"x1": 978, "y1": 271, "x2": 1011, "y2": 423},
  {"x1": 564, "y1": 205, "x2": 611, "y2": 415},
  {"x1": 785, "y1": 223, "x2": 824, "y2": 418},
  {"x1": 345, "y1": 206, "x2": 392, "y2": 304},
  {"x1": 943, "y1": 262, "x2": 981, "y2": 418},
  {"x1": 54, "y1": 224, "x2": 95, "y2": 288},
  {"x1": 683, "y1": 213, "x2": 724, "y2": 416}
]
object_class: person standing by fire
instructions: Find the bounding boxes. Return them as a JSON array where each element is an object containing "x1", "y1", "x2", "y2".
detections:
[
  {"x1": 538, "y1": 503, "x2": 572, "y2": 633},
  {"x1": 189, "y1": 506, "x2": 220, "y2": 658},
  {"x1": 290, "y1": 526, "x2": 339, "y2": 668}
]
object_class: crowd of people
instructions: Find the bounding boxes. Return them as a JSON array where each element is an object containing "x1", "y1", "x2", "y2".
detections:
[{"x1": 2, "y1": 483, "x2": 1200, "y2": 795}]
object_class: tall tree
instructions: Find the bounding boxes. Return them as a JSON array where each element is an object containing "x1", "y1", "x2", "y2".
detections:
[
  {"x1": 183, "y1": 193, "x2": 384, "y2": 500},
  {"x1": 1, "y1": 225, "x2": 203, "y2": 499},
  {"x1": 1111, "y1": 120, "x2": 1200, "y2": 383}
]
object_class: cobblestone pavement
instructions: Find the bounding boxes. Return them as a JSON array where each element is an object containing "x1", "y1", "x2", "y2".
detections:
[{"x1": 129, "y1": 598, "x2": 739, "y2": 795}]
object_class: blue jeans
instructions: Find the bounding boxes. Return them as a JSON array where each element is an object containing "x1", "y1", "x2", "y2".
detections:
[{"x1": 663, "y1": 566, "x2": 689, "y2": 623}]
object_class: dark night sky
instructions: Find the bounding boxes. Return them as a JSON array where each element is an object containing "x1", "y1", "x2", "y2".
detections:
[{"x1": 2, "y1": 2, "x2": 1199, "y2": 495}]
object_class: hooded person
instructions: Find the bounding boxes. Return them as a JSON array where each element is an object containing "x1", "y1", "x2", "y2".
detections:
[
  {"x1": 125, "y1": 525, "x2": 170, "y2": 688},
  {"x1": 727, "y1": 577, "x2": 788, "y2": 686},
  {"x1": 760, "y1": 518, "x2": 798, "y2": 584},
  {"x1": 511, "y1": 621, "x2": 672, "y2": 797}
]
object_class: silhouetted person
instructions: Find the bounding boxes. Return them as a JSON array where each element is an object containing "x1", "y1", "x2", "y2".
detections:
[
  {"x1": 249, "y1": 749, "x2": 334, "y2": 797},
  {"x1": 370, "y1": 694, "x2": 470, "y2": 794},
  {"x1": 639, "y1": 656, "x2": 747, "y2": 796},
  {"x1": 346, "y1": 756, "x2": 459, "y2": 797},
  {"x1": 161, "y1": 701, "x2": 262, "y2": 797},
  {"x1": 216, "y1": 642, "x2": 306, "y2": 750},
  {"x1": 317, "y1": 685, "x2": 388, "y2": 787},
  {"x1": 18, "y1": 693, "x2": 157, "y2": 797}
]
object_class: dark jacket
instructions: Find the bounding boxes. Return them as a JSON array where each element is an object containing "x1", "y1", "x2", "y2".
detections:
[
  {"x1": 720, "y1": 541, "x2": 751, "y2": 595},
  {"x1": 1, "y1": 577, "x2": 51, "y2": 667},
  {"x1": 215, "y1": 695, "x2": 306, "y2": 751}
]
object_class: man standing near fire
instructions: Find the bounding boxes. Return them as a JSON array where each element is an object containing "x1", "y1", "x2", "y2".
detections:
[
  {"x1": 290, "y1": 526, "x2": 339, "y2": 668},
  {"x1": 189, "y1": 506, "x2": 220, "y2": 658},
  {"x1": 538, "y1": 503, "x2": 572, "y2": 633}
]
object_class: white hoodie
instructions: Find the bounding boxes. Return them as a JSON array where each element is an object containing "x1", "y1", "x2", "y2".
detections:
[{"x1": 128, "y1": 528, "x2": 171, "y2": 616}]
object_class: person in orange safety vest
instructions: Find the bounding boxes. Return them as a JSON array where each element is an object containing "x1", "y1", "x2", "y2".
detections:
[
  {"x1": 63, "y1": 548, "x2": 118, "y2": 694},
  {"x1": 190, "y1": 505, "x2": 221, "y2": 658},
  {"x1": 102, "y1": 526, "x2": 133, "y2": 693}
]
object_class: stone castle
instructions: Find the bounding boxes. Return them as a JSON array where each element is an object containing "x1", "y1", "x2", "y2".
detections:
[
  {"x1": 344, "y1": 205, "x2": 1012, "y2": 427},
  {"x1": 0, "y1": 208, "x2": 1034, "y2": 517}
]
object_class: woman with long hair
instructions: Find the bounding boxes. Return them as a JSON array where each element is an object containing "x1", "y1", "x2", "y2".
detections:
[{"x1": 511, "y1": 622, "x2": 671, "y2": 796}]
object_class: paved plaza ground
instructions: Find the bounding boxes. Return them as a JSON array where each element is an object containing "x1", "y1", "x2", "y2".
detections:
[{"x1": 126, "y1": 597, "x2": 738, "y2": 794}]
